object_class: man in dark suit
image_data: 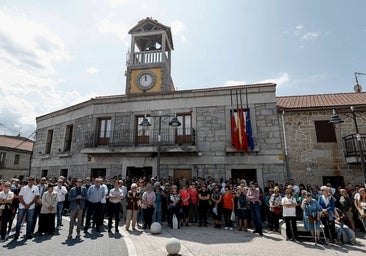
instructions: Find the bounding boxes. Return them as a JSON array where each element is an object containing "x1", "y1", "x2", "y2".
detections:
[
  {"x1": 67, "y1": 178, "x2": 87, "y2": 239},
  {"x1": 32, "y1": 177, "x2": 48, "y2": 235}
]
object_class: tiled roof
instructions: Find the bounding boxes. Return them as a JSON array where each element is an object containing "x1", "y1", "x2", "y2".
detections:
[
  {"x1": 277, "y1": 92, "x2": 366, "y2": 111},
  {"x1": 0, "y1": 135, "x2": 33, "y2": 152}
]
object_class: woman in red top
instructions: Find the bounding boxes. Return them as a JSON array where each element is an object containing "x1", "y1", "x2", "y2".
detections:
[
  {"x1": 188, "y1": 182, "x2": 198, "y2": 225},
  {"x1": 179, "y1": 182, "x2": 190, "y2": 227},
  {"x1": 222, "y1": 185, "x2": 234, "y2": 230}
]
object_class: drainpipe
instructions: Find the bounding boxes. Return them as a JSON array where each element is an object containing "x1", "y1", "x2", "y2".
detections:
[{"x1": 282, "y1": 111, "x2": 291, "y2": 182}]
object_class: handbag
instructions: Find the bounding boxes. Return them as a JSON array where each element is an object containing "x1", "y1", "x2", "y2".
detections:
[
  {"x1": 172, "y1": 214, "x2": 178, "y2": 229},
  {"x1": 307, "y1": 216, "x2": 316, "y2": 224},
  {"x1": 273, "y1": 206, "x2": 281, "y2": 215},
  {"x1": 212, "y1": 205, "x2": 218, "y2": 215},
  {"x1": 230, "y1": 211, "x2": 236, "y2": 222}
]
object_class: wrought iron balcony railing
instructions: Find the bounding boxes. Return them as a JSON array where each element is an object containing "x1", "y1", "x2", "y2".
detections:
[
  {"x1": 343, "y1": 133, "x2": 366, "y2": 162},
  {"x1": 84, "y1": 128, "x2": 195, "y2": 148}
]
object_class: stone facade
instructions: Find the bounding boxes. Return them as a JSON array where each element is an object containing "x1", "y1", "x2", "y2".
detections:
[
  {"x1": 31, "y1": 84, "x2": 285, "y2": 188},
  {"x1": 281, "y1": 107, "x2": 366, "y2": 187}
]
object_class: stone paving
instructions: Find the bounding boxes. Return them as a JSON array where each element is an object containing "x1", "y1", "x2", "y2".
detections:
[{"x1": 1, "y1": 217, "x2": 366, "y2": 256}]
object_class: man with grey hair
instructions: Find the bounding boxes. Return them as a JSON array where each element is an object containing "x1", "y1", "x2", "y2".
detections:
[{"x1": 84, "y1": 178, "x2": 105, "y2": 233}]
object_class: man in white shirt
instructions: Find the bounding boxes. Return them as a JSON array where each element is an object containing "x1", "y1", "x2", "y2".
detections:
[
  {"x1": 107, "y1": 181, "x2": 125, "y2": 233},
  {"x1": 54, "y1": 178, "x2": 68, "y2": 227},
  {"x1": 14, "y1": 177, "x2": 40, "y2": 240}
]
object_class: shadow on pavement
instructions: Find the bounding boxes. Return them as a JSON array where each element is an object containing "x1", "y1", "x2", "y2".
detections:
[{"x1": 62, "y1": 237, "x2": 85, "y2": 246}]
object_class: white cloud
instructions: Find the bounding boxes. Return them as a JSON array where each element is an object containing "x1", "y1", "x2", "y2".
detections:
[
  {"x1": 86, "y1": 67, "x2": 100, "y2": 74},
  {"x1": 301, "y1": 32, "x2": 320, "y2": 41},
  {"x1": 96, "y1": 19, "x2": 130, "y2": 43},
  {"x1": 0, "y1": 7, "x2": 87, "y2": 136},
  {"x1": 108, "y1": 0, "x2": 129, "y2": 7},
  {"x1": 293, "y1": 25, "x2": 320, "y2": 42},
  {"x1": 170, "y1": 20, "x2": 186, "y2": 42},
  {"x1": 260, "y1": 73, "x2": 290, "y2": 86},
  {"x1": 296, "y1": 25, "x2": 303, "y2": 30},
  {"x1": 224, "y1": 80, "x2": 248, "y2": 86}
]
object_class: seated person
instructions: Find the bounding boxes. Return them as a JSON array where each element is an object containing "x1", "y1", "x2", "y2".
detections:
[{"x1": 334, "y1": 208, "x2": 356, "y2": 244}]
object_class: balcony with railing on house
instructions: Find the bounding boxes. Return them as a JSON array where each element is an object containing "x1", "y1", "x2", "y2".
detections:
[
  {"x1": 343, "y1": 133, "x2": 366, "y2": 164},
  {"x1": 82, "y1": 128, "x2": 196, "y2": 154},
  {"x1": 128, "y1": 50, "x2": 168, "y2": 66}
]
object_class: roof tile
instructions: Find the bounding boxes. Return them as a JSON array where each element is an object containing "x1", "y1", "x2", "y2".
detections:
[
  {"x1": 277, "y1": 92, "x2": 366, "y2": 111},
  {"x1": 0, "y1": 135, "x2": 34, "y2": 151}
]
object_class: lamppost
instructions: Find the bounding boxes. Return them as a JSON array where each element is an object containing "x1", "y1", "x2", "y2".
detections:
[
  {"x1": 140, "y1": 113, "x2": 181, "y2": 179},
  {"x1": 329, "y1": 107, "x2": 366, "y2": 187}
]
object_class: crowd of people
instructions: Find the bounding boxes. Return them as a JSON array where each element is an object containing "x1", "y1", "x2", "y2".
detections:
[{"x1": 0, "y1": 175, "x2": 365, "y2": 245}]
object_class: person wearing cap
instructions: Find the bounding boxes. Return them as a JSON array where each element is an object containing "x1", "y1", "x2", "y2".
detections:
[{"x1": 13, "y1": 176, "x2": 40, "y2": 240}]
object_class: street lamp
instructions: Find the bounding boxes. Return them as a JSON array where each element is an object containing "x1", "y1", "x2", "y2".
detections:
[
  {"x1": 140, "y1": 114, "x2": 181, "y2": 179},
  {"x1": 329, "y1": 107, "x2": 366, "y2": 187}
]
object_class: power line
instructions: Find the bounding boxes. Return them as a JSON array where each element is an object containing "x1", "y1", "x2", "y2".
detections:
[{"x1": 0, "y1": 122, "x2": 20, "y2": 134}]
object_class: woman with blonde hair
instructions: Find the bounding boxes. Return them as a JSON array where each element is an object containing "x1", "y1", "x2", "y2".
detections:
[
  {"x1": 169, "y1": 185, "x2": 181, "y2": 229},
  {"x1": 356, "y1": 187, "x2": 366, "y2": 232},
  {"x1": 125, "y1": 183, "x2": 140, "y2": 231},
  {"x1": 281, "y1": 188, "x2": 298, "y2": 241}
]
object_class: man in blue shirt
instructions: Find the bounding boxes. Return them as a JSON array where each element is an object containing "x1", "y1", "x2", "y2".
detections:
[{"x1": 84, "y1": 178, "x2": 105, "y2": 233}]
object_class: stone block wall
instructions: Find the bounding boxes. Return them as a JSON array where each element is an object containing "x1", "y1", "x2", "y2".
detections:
[{"x1": 282, "y1": 108, "x2": 366, "y2": 186}]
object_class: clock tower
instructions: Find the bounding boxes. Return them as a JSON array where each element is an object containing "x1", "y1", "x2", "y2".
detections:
[{"x1": 125, "y1": 18, "x2": 175, "y2": 94}]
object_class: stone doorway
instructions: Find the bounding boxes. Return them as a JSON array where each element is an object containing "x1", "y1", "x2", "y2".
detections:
[
  {"x1": 126, "y1": 166, "x2": 152, "y2": 179},
  {"x1": 231, "y1": 169, "x2": 257, "y2": 184}
]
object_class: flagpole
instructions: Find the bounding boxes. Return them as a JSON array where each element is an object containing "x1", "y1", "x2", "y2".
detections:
[
  {"x1": 236, "y1": 89, "x2": 242, "y2": 150},
  {"x1": 245, "y1": 87, "x2": 255, "y2": 151},
  {"x1": 230, "y1": 90, "x2": 238, "y2": 150},
  {"x1": 239, "y1": 89, "x2": 248, "y2": 152}
]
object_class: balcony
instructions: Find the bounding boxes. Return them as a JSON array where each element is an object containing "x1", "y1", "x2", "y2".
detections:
[
  {"x1": 82, "y1": 128, "x2": 197, "y2": 154},
  {"x1": 128, "y1": 51, "x2": 168, "y2": 66},
  {"x1": 343, "y1": 133, "x2": 366, "y2": 164}
]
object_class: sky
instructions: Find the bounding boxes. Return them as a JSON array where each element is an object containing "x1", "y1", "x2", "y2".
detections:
[{"x1": 1, "y1": 0, "x2": 366, "y2": 138}]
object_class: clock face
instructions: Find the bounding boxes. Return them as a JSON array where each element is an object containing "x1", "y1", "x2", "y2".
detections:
[{"x1": 137, "y1": 72, "x2": 155, "y2": 90}]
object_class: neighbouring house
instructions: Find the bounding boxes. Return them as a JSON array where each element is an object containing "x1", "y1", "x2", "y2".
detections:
[
  {"x1": 0, "y1": 135, "x2": 34, "y2": 180},
  {"x1": 278, "y1": 92, "x2": 366, "y2": 187}
]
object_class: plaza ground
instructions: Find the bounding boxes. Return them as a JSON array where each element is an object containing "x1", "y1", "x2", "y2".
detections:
[{"x1": 1, "y1": 216, "x2": 366, "y2": 256}]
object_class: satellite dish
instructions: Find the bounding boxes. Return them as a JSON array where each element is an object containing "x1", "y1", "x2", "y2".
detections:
[{"x1": 354, "y1": 83, "x2": 362, "y2": 93}]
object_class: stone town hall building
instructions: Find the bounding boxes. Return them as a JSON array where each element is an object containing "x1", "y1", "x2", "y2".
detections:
[{"x1": 30, "y1": 18, "x2": 366, "y2": 188}]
